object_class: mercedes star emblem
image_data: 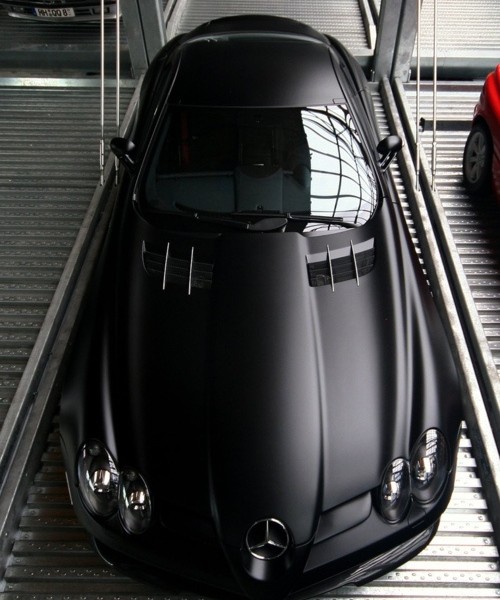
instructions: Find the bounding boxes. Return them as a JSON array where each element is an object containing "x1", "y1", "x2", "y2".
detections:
[{"x1": 245, "y1": 518, "x2": 290, "y2": 560}]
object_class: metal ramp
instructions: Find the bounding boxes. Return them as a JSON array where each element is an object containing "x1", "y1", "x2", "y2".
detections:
[
  {"x1": 2, "y1": 421, "x2": 498, "y2": 597},
  {"x1": 166, "y1": 0, "x2": 375, "y2": 58},
  {"x1": 414, "y1": 0, "x2": 500, "y2": 77},
  {"x1": 404, "y1": 81, "x2": 500, "y2": 381},
  {"x1": 0, "y1": 10, "x2": 129, "y2": 72},
  {"x1": 0, "y1": 79, "x2": 135, "y2": 432}
]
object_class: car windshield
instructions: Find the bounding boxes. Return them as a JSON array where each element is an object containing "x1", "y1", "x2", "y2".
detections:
[{"x1": 143, "y1": 105, "x2": 378, "y2": 227}]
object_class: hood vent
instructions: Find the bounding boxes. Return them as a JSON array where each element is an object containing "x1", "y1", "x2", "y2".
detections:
[
  {"x1": 307, "y1": 238, "x2": 375, "y2": 289},
  {"x1": 142, "y1": 241, "x2": 213, "y2": 293}
]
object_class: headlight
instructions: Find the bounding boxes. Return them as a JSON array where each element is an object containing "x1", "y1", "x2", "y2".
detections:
[
  {"x1": 379, "y1": 458, "x2": 411, "y2": 523},
  {"x1": 119, "y1": 469, "x2": 152, "y2": 535},
  {"x1": 411, "y1": 428, "x2": 449, "y2": 503},
  {"x1": 77, "y1": 441, "x2": 119, "y2": 517}
]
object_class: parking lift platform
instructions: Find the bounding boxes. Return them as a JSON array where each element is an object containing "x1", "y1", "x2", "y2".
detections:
[
  {"x1": 0, "y1": 0, "x2": 499, "y2": 597},
  {"x1": 0, "y1": 7, "x2": 129, "y2": 71},
  {"x1": 165, "y1": 0, "x2": 375, "y2": 57}
]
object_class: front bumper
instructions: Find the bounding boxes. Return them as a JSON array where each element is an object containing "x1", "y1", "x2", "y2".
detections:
[
  {"x1": 90, "y1": 513, "x2": 439, "y2": 599},
  {"x1": 292, "y1": 522, "x2": 437, "y2": 599},
  {"x1": 61, "y1": 424, "x2": 458, "y2": 599},
  {"x1": 70, "y1": 480, "x2": 447, "y2": 600}
]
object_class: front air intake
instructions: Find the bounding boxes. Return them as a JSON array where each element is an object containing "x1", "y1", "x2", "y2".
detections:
[
  {"x1": 142, "y1": 241, "x2": 213, "y2": 292},
  {"x1": 307, "y1": 239, "x2": 375, "y2": 288}
]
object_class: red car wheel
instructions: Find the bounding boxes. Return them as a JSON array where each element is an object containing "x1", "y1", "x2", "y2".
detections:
[{"x1": 463, "y1": 121, "x2": 493, "y2": 195}]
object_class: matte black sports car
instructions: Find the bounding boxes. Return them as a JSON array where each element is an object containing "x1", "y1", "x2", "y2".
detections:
[{"x1": 60, "y1": 15, "x2": 462, "y2": 600}]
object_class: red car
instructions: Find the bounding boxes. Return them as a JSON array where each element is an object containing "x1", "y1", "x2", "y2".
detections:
[{"x1": 463, "y1": 65, "x2": 500, "y2": 201}]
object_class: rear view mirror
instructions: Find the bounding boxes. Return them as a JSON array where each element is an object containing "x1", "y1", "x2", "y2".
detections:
[
  {"x1": 110, "y1": 137, "x2": 136, "y2": 173},
  {"x1": 377, "y1": 135, "x2": 403, "y2": 171}
]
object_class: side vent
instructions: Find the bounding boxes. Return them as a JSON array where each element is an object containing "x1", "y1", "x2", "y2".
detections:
[
  {"x1": 142, "y1": 242, "x2": 213, "y2": 292},
  {"x1": 307, "y1": 239, "x2": 375, "y2": 288}
]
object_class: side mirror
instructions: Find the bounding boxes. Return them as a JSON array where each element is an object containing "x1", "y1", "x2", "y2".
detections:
[
  {"x1": 110, "y1": 137, "x2": 136, "y2": 173},
  {"x1": 377, "y1": 135, "x2": 403, "y2": 171}
]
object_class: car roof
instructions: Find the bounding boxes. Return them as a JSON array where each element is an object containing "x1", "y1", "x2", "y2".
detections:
[{"x1": 168, "y1": 32, "x2": 345, "y2": 108}]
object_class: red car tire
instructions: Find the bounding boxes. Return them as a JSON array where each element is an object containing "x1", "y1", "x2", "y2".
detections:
[{"x1": 463, "y1": 121, "x2": 493, "y2": 195}]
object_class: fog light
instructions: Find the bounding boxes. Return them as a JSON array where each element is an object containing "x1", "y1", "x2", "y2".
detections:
[
  {"x1": 119, "y1": 469, "x2": 152, "y2": 534},
  {"x1": 411, "y1": 429, "x2": 449, "y2": 503},
  {"x1": 379, "y1": 458, "x2": 411, "y2": 523},
  {"x1": 77, "y1": 441, "x2": 119, "y2": 517}
]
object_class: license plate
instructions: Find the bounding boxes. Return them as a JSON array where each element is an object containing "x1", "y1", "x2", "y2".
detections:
[{"x1": 33, "y1": 7, "x2": 76, "y2": 18}]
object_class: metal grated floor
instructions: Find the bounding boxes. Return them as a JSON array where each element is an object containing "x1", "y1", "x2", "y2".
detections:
[
  {"x1": 2, "y1": 423, "x2": 498, "y2": 598},
  {"x1": 414, "y1": 0, "x2": 500, "y2": 77},
  {"x1": 0, "y1": 9, "x2": 128, "y2": 72},
  {"x1": 404, "y1": 82, "x2": 500, "y2": 376},
  {"x1": 0, "y1": 80, "x2": 135, "y2": 433},
  {"x1": 418, "y1": 0, "x2": 500, "y2": 58},
  {"x1": 166, "y1": 0, "x2": 373, "y2": 55}
]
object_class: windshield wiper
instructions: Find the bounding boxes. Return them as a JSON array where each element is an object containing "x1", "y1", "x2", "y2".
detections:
[
  {"x1": 173, "y1": 203, "x2": 288, "y2": 232},
  {"x1": 172, "y1": 203, "x2": 356, "y2": 230},
  {"x1": 287, "y1": 213, "x2": 357, "y2": 228}
]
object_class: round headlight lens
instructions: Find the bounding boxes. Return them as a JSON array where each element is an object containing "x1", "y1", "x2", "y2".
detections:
[
  {"x1": 119, "y1": 469, "x2": 152, "y2": 535},
  {"x1": 411, "y1": 428, "x2": 449, "y2": 503},
  {"x1": 379, "y1": 458, "x2": 411, "y2": 523},
  {"x1": 77, "y1": 441, "x2": 119, "y2": 517}
]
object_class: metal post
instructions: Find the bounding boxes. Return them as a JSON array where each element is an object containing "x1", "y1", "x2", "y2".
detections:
[
  {"x1": 121, "y1": 0, "x2": 166, "y2": 76},
  {"x1": 372, "y1": 0, "x2": 403, "y2": 81},
  {"x1": 115, "y1": 0, "x2": 120, "y2": 185},
  {"x1": 431, "y1": 0, "x2": 438, "y2": 191},
  {"x1": 391, "y1": 0, "x2": 419, "y2": 83},
  {"x1": 99, "y1": 0, "x2": 105, "y2": 186},
  {"x1": 415, "y1": 0, "x2": 421, "y2": 191}
]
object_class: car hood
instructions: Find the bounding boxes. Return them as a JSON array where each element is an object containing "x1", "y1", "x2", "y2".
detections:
[{"x1": 104, "y1": 204, "x2": 458, "y2": 597}]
